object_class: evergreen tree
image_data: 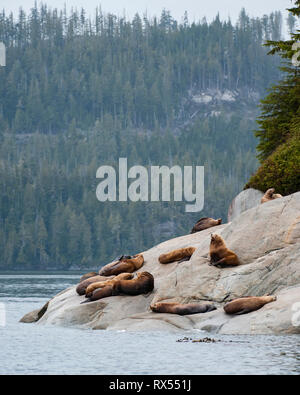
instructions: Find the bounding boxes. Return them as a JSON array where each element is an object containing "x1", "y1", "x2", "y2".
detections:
[{"x1": 246, "y1": 1, "x2": 300, "y2": 195}]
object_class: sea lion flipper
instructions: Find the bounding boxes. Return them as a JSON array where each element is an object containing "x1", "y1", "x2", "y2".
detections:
[
  {"x1": 80, "y1": 299, "x2": 91, "y2": 304},
  {"x1": 234, "y1": 309, "x2": 251, "y2": 315}
]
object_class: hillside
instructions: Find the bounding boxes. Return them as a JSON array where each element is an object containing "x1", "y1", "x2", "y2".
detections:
[{"x1": 0, "y1": 6, "x2": 283, "y2": 270}]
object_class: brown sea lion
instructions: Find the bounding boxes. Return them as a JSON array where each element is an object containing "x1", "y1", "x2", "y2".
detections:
[
  {"x1": 82, "y1": 272, "x2": 154, "y2": 303},
  {"x1": 209, "y1": 234, "x2": 239, "y2": 268},
  {"x1": 76, "y1": 275, "x2": 115, "y2": 296},
  {"x1": 79, "y1": 272, "x2": 99, "y2": 283},
  {"x1": 261, "y1": 188, "x2": 283, "y2": 204},
  {"x1": 159, "y1": 247, "x2": 196, "y2": 264},
  {"x1": 191, "y1": 218, "x2": 222, "y2": 234},
  {"x1": 85, "y1": 272, "x2": 134, "y2": 297},
  {"x1": 37, "y1": 301, "x2": 50, "y2": 321},
  {"x1": 224, "y1": 295, "x2": 277, "y2": 315},
  {"x1": 150, "y1": 302, "x2": 217, "y2": 315},
  {"x1": 99, "y1": 254, "x2": 144, "y2": 277}
]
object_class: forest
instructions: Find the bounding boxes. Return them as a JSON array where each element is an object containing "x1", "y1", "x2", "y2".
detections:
[{"x1": 0, "y1": 5, "x2": 284, "y2": 270}]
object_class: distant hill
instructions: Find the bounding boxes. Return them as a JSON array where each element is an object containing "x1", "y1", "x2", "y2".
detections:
[{"x1": 0, "y1": 5, "x2": 282, "y2": 270}]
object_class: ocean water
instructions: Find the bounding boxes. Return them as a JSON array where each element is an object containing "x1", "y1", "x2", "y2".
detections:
[{"x1": 0, "y1": 273, "x2": 299, "y2": 375}]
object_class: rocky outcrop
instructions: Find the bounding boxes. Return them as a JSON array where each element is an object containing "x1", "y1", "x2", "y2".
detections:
[
  {"x1": 21, "y1": 192, "x2": 300, "y2": 334},
  {"x1": 227, "y1": 188, "x2": 264, "y2": 222}
]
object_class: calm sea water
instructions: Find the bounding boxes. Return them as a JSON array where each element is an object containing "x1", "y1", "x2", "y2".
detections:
[{"x1": 0, "y1": 273, "x2": 299, "y2": 375}]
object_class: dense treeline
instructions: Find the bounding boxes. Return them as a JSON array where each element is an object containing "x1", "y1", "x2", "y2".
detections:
[
  {"x1": 0, "y1": 5, "x2": 283, "y2": 270},
  {"x1": 0, "y1": 5, "x2": 282, "y2": 133},
  {"x1": 246, "y1": 0, "x2": 300, "y2": 195},
  {"x1": 0, "y1": 115, "x2": 257, "y2": 269}
]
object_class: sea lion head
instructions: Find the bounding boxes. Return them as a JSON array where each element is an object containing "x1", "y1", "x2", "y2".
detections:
[
  {"x1": 263, "y1": 294, "x2": 277, "y2": 302},
  {"x1": 135, "y1": 271, "x2": 152, "y2": 281},
  {"x1": 150, "y1": 303, "x2": 159, "y2": 312},
  {"x1": 266, "y1": 188, "x2": 275, "y2": 197},
  {"x1": 217, "y1": 219, "x2": 222, "y2": 225},
  {"x1": 211, "y1": 234, "x2": 223, "y2": 244}
]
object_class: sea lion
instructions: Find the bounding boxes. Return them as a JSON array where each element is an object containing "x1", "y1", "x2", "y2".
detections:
[
  {"x1": 261, "y1": 188, "x2": 283, "y2": 204},
  {"x1": 209, "y1": 234, "x2": 240, "y2": 267},
  {"x1": 150, "y1": 302, "x2": 217, "y2": 315},
  {"x1": 191, "y1": 218, "x2": 222, "y2": 234},
  {"x1": 85, "y1": 272, "x2": 134, "y2": 297},
  {"x1": 79, "y1": 272, "x2": 99, "y2": 283},
  {"x1": 118, "y1": 255, "x2": 132, "y2": 260},
  {"x1": 82, "y1": 272, "x2": 154, "y2": 303},
  {"x1": 224, "y1": 295, "x2": 277, "y2": 315},
  {"x1": 159, "y1": 247, "x2": 196, "y2": 264},
  {"x1": 99, "y1": 254, "x2": 144, "y2": 277},
  {"x1": 37, "y1": 301, "x2": 50, "y2": 321},
  {"x1": 76, "y1": 275, "x2": 115, "y2": 296}
]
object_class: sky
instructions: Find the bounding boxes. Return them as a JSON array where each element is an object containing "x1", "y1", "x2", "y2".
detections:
[{"x1": 1, "y1": 0, "x2": 294, "y2": 23}]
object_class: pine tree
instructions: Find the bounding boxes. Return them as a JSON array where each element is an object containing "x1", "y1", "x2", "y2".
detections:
[{"x1": 246, "y1": 1, "x2": 300, "y2": 195}]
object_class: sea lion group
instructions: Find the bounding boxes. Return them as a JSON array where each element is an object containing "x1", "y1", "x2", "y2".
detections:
[
  {"x1": 82, "y1": 272, "x2": 154, "y2": 303},
  {"x1": 76, "y1": 187, "x2": 280, "y2": 317}
]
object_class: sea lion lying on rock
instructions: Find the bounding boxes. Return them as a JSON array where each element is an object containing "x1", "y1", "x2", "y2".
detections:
[
  {"x1": 79, "y1": 272, "x2": 99, "y2": 283},
  {"x1": 76, "y1": 275, "x2": 115, "y2": 296},
  {"x1": 85, "y1": 273, "x2": 134, "y2": 297},
  {"x1": 210, "y1": 234, "x2": 240, "y2": 268},
  {"x1": 261, "y1": 188, "x2": 283, "y2": 204},
  {"x1": 99, "y1": 254, "x2": 144, "y2": 277},
  {"x1": 82, "y1": 272, "x2": 154, "y2": 303},
  {"x1": 224, "y1": 296, "x2": 277, "y2": 315},
  {"x1": 191, "y1": 218, "x2": 222, "y2": 234},
  {"x1": 150, "y1": 302, "x2": 217, "y2": 315},
  {"x1": 159, "y1": 247, "x2": 196, "y2": 264}
]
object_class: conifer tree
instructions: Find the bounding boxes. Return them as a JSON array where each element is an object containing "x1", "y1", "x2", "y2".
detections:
[{"x1": 246, "y1": 0, "x2": 300, "y2": 195}]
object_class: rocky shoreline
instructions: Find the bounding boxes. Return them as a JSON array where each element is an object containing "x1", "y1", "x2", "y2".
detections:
[{"x1": 21, "y1": 191, "x2": 300, "y2": 334}]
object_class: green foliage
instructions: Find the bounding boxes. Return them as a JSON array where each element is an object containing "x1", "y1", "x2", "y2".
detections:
[
  {"x1": 255, "y1": 73, "x2": 300, "y2": 161},
  {"x1": 246, "y1": 127, "x2": 300, "y2": 195},
  {"x1": 247, "y1": 1, "x2": 300, "y2": 194}
]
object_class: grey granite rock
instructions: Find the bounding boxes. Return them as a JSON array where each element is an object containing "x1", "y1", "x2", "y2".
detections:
[{"x1": 21, "y1": 192, "x2": 300, "y2": 334}]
